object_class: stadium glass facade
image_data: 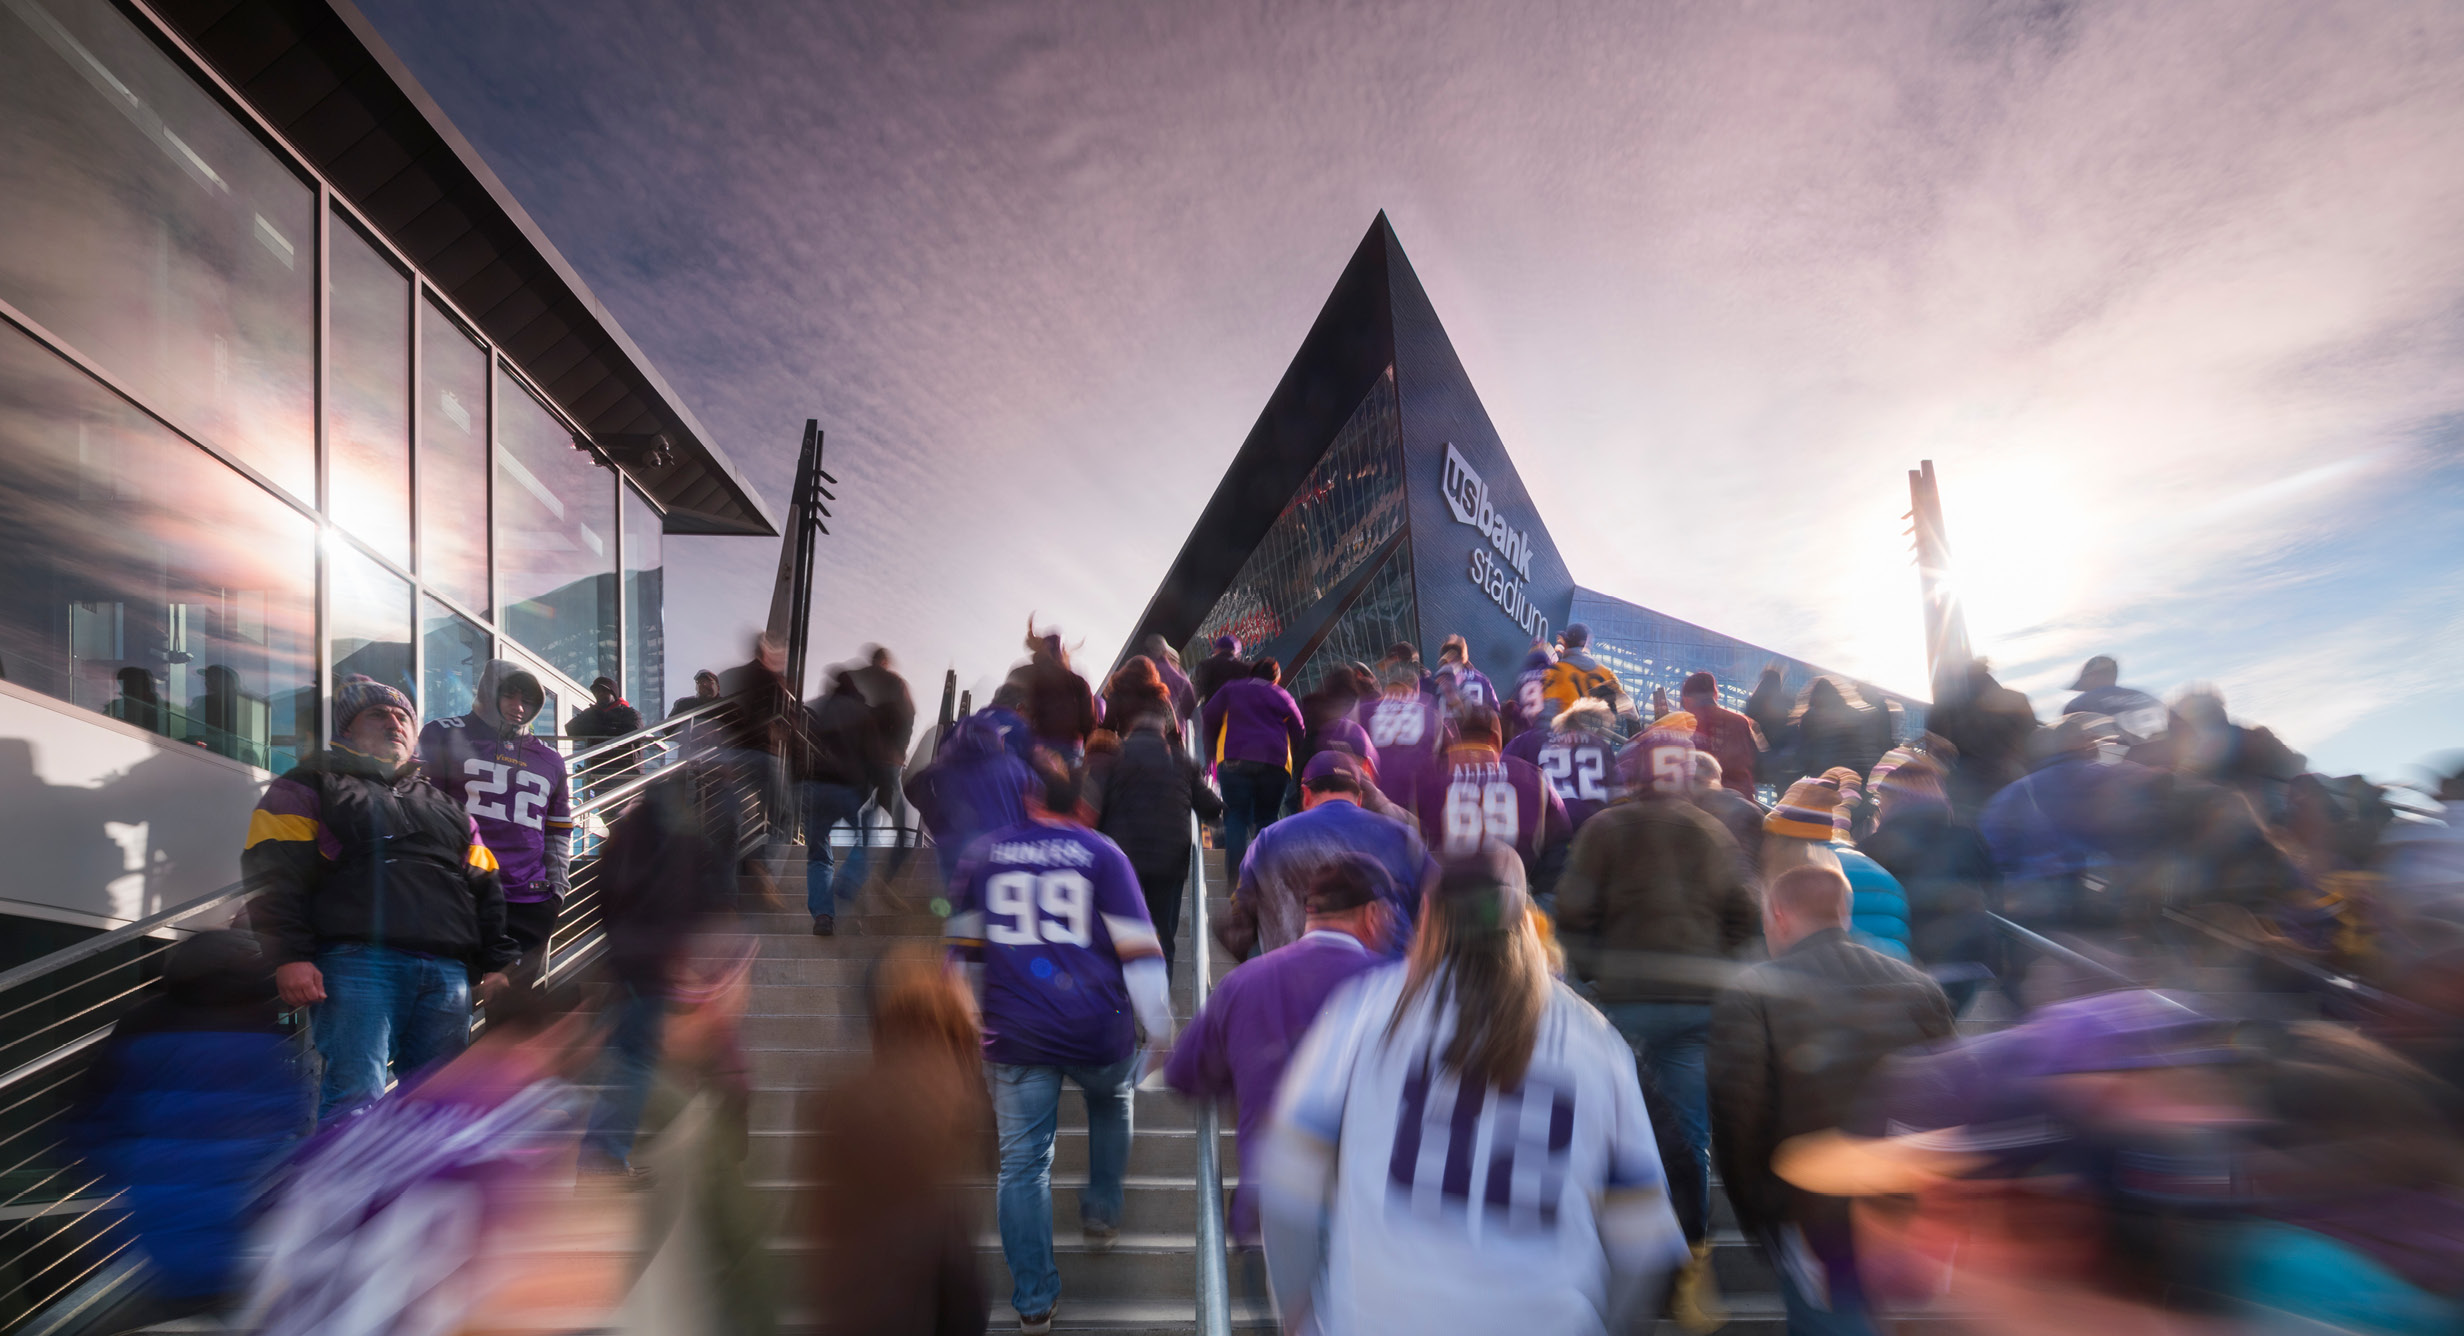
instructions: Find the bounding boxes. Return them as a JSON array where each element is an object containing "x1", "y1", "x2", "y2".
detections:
[{"x1": 1136, "y1": 216, "x2": 1922, "y2": 731}]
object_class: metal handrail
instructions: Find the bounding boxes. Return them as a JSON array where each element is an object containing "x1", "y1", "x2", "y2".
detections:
[{"x1": 1187, "y1": 732, "x2": 1233, "y2": 1336}]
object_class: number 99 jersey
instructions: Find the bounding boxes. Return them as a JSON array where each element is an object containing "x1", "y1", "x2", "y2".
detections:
[
  {"x1": 418, "y1": 715, "x2": 571, "y2": 902},
  {"x1": 944, "y1": 820, "x2": 1162, "y2": 1068}
]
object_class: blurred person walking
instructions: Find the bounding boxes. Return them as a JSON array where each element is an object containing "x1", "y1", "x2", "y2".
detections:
[
  {"x1": 1745, "y1": 665, "x2": 1797, "y2": 787},
  {"x1": 717, "y1": 632, "x2": 805, "y2": 838},
  {"x1": 1415, "y1": 704, "x2": 1568, "y2": 898},
  {"x1": 1539, "y1": 622, "x2": 1625, "y2": 718},
  {"x1": 1099, "y1": 654, "x2": 1179, "y2": 746},
  {"x1": 1922, "y1": 659, "x2": 2038, "y2": 817},
  {"x1": 1086, "y1": 707, "x2": 1222, "y2": 978},
  {"x1": 1430, "y1": 634, "x2": 1499, "y2": 716},
  {"x1": 1166, "y1": 857, "x2": 1396, "y2": 1245},
  {"x1": 68, "y1": 931, "x2": 311, "y2": 1328},
  {"x1": 1020, "y1": 626, "x2": 1098, "y2": 761},
  {"x1": 1358, "y1": 653, "x2": 1448, "y2": 813},
  {"x1": 1192, "y1": 633, "x2": 1249, "y2": 706},
  {"x1": 904, "y1": 713, "x2": 1037, "y2": 887},
  {"x1": 2060, "y1": 655, "x2": 2166, "y2": 745},
  {"x1": 1691, "y1": 750, "x2": 1766, "y2": 874},
  {"x1": 1259, "y1": 853, "x2": 1689, "y2": 1335},
  {"x1": 422, "y1": 659, "x2": 573, "y2": 981},
  {"x1": 248, "y1": 676, "x2": 517, "y2": 1122},
  {"x1": 1502, "y1": 643, "x2": 1558, "y2": 743},
  {"x1": 1201, "y1": 656, "x2": 1308, "y2": 878},
  {"x1": 945, "y1": 764, "x2": 1176, "y2": 1334},
  {"x1": 1681, "y1": 671, "x2": 1765, "y2": 796},
  {"x1": 568, "y1": 675, "x2": 645, "y2": 761},
  {"x1": 853, "y1": 644, "x2": 921, "y2": 861},
  {"x1": 799, "y1": 945, "x2": 994, "y2": 1336},
  {"x1": 1508, "y1": 697, "x2": 1625, "y2": 837},
  {"x1": 1138, "y1": 633, "x2": 1197, "y2": 724},
  {"x1": 670, "y1": 668, "x2": 720, "y2": 718},
  {"x1": 1556, "y1": 719, "x2": 1756, "y2": 1316},
  {"x1": 1762, "y1": 775, "x2": 1913, "y2": 960},
  {"x1": 802, "y1": 670, "x2": 883, "y2": 936},
  {"x1": 1791, "y1": 679, "x2": 1887, "y2": 786},
  {"x1": 1708, "y1": 865, "x2": 1954, "y2": 1336},
  {"x1": 1859, "y1": 748, "x2": 2002, "y2": 1008},
  {"x1": 1222, "y1": 752, "x2": 1433, "y2": 959}
]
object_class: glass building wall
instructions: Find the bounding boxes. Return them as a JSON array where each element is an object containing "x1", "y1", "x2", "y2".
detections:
[
  {"x1": 0, "y1": 0, "x2": 315, "y2": 502},
  {"x1": 1297, "y1": 542, "x2": 1419, "y2": 693},
  {"x1": 622, "y1": 483, "x2": 664, "y2": 716},
  {"x1": 0, "y1": 0, "x2": 668, "y2": 770},
  {"x1": 1569, "y1": 588, "x2": 1926, "y2": 733},
  {"x1": 497, "y1": 370, "x2": 616, "y2": 689},
  {"x1": 1184, "y1": 369, "x2": 1407, "y2": 683}
]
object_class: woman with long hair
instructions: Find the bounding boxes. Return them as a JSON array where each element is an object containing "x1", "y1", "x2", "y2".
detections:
[
  {"x1": 1258, "y1": 846, "x2": 1688, "y2": 1335},
  {"x1": 799, "y1": 945, "x2": 991, "y2": 1335}
]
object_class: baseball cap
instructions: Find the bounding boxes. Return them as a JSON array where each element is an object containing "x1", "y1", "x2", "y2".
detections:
[
  {"x1": 1302, "y1": 750, "x2": 1365, "y2": 787},
  {"x1": 1213, "y1": 634, "x2": 1240, "y2": 654},
  {"x1": 2069, "y1": 655, "x2": 2120, "y2": 690}
]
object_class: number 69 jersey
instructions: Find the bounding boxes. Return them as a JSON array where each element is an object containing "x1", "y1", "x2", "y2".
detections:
[
  {"x1": 1414, "y1": 752, "x2": 1568, "y2": 868},
  {"x1": 418, "y1": 714, "x2": 571, "y2": 902},
  {"x1": 945, "y1": 820, "x2": 1163, "y2": 1068},
  {"x1": 1268, "y1": 966, "x2": 1686, "y2": 1335}
]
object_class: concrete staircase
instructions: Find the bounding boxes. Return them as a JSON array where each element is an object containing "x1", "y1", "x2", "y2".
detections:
[{"x1": 744, "y1": 845, "x2": 1786, "y2": 1335}]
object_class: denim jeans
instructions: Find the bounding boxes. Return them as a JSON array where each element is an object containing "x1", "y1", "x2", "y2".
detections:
[
  {"x1": 1764, "y1": 1229, "x2": 1881, "y2": 1336},
  {"x1": 988, "y1": 1056, "x2": 1138, "y2": 1317},
  {"x1": 1602, "y1": 1001, "x2": 1712, "y2": 1240},
  {"x1": 800, "y1": 781, "x2": 871, "y2": 917},
  {"x1": 311, "y1": 943, "x2": 472, "y2": 1122},
  {"x1": 581, "y1": 982, "x2": 667, "y2": 1168},
  {"x1": 1216, "y1": 761, "x2": 1287, "y2": 882}
]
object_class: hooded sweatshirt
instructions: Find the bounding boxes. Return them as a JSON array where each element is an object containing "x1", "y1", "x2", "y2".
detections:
[{"x1": 419, "y1": 659, "x2": 573, "y2": 903}]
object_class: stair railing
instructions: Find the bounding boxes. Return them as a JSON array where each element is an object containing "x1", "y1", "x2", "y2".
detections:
[
  {"x1": 1186, "y1": 731, "x2": 1233, "y2": 1336},
  {"x1": 0, "y1": 700, "x2": 759, "y2": 1330}
]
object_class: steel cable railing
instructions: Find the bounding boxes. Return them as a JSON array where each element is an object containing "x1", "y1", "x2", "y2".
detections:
[
  {"x1": 1187, "y1": 731, "x2": 1233, "y2": 1336},
  {"x1": 0, "y1": 701, "x2": 760, "y2": 1329}
]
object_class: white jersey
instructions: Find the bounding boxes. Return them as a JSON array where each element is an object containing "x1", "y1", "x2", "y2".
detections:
[{"x1": 1270, "y1": 963, "x2": 1679, "y2": 1335}]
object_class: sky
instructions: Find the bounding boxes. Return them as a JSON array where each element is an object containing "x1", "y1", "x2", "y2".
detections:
[{"x1": 355, "y1": 0, "x2": 2464, "y2": 783}]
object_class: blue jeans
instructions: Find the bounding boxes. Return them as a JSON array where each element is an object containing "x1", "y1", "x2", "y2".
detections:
[
  {"x1": 1603, "y1": 1001, "x2": 1712, "y2": 1239},
  {"x1": 311, "y1": 943, "x2": 472, "y2": 1122},
  {"x1": 989, "y1": 1056, "x2": 1138, "y2": 1317},
  {"x1": 582, "y1": 982, "x2": 667, "y2": 1168},
  {"x1": 1216, "y1": 761, "x2": 1287, "y2": 884},
  {"x1": 1764, "y1": 1229, "x2": 1881, "y2": 1336},
  {"x1": 800, "y1": 781, "x2": 871, "y2": 917}
]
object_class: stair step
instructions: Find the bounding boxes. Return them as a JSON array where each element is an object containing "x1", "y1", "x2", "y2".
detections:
[
  {"x1": 749, "y1": 1085, "x2": 1206, "y2": 1133},
  {"x1": 748, "y1": 1125, "x2": 1234, "y2": 1178}
]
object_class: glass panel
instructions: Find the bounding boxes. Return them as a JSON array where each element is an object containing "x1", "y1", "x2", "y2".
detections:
[
  {"x1": 420, "y1": 595, "x2": 488, "y2": 724},
  {"x1": 1297, "y1": 541, "x2": 1419, "y2": 693},
  {"x1": 327, "y1": 212, "x2": 410, "y2": 565},
  {"x1": 0, "y1": 0, "x2": 314, "y2": 498},
  {"x1": 621, "y1": 482, "x2": 663, "y2": 719},
  {"x1": 1568, "y1": 589, "x2": 1926, "y2": 738},
  {"x1": 0, "y1": 319, "x2": 314, "y2": 771},
  {"x1": 1185, "y1": 369, "x2": 1406, "y2": 668},
  {"x1": 327, "y1": 540, "x2": 412, "y2": 702},
  {"x1": 417, "y1": 297, "x2": 489, "y2": 613},
  {"x1": 496, "y1": 369, "x2": 615, "y2": 687}
]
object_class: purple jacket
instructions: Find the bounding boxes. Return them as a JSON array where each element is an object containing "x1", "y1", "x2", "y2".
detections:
[
  {"x1": 1155, "y1": 657, "x2": 1197, "y2": 723},
  {"x1": 906, "y1": 717, "x2": 1036, "y2": 866},
  {"x1": 1200, "y1": 677, "x2": 1306, "y2": 771},
  {"x1": 1164, "y1": 932, "x2": 1385, "y2": 1242}
]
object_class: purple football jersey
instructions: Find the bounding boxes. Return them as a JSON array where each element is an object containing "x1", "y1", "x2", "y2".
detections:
[
  {"x1": 1414, "y1": 752, "x2": 1568, "y2": 864},
  {"x1": 1525, "y1": 730, "x2": 1624, "y2": 831},
  {"x1": 419, "y1": 716, "x2": 572, "y2": 901},
  {"x1": 1358, "y1": 694, "x2": 1448, "y2": 811},
  {"x1": 945, "y1": 819, "x2": 1164, "y2": 1067}
]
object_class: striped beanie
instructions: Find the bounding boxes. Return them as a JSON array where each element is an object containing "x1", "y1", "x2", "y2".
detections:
[
  {"x1": 1872, "y1": 748, "x2": 1948, "y2": 806},
  {"x1": 1765, "y1": 776, "x2": 1843, "y2": 842},
  {"x1": 1822, "y1": 767, "x2": 1864, "y2": 842},
  {"x1": 333, "y1": 674, "x2": 415, "y2": 735}
]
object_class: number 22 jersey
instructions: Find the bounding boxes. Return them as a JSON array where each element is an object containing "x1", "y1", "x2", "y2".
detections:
[
  {"x1": 418, "y1": 716, "x2": 572, "y2": 903},
  {"x1": 945, "y1": 820, "x2": 1164, "y2": 1067}
]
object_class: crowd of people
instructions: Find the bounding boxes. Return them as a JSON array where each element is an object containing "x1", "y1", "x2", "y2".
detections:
[{"x1": 53, "y1": 615, "x2": 2464, "y2": 1336}]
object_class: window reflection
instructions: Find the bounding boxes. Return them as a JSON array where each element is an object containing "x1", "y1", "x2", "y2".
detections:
[
  {"x1": 328, "y1": 214, "x2": 410, "y2": 566},
  {"x1": 0, "y1": 319, "x2": 314, "y2": 771},
  {"x1": 0, "y1": 0, "x2": 314, "y2": 499},
  {"x1": 420, "y1": 596, "x2": 488, "y2": 724},
  {"x1": 416, "y1": 297, "x2": 489, "y2": 614},
  {"x1": 622, "y1": 483, "x2": 663, "y2": 719},
  {"x1": 327, "y1": 541, "x2": 412, "y2": 702},
  {"x1": 497, "y1": 370, "x2": 616, "y2": 687}
]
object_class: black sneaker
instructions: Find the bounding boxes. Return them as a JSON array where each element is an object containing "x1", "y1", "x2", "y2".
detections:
[
  {"x1": 1018, "y1": 1304, "x2": 1056, "y2": 1334},
  {"x1": 811, "y1": 914, "x2": 836, "y2": 936}
]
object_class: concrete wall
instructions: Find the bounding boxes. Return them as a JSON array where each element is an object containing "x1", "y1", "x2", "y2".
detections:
[{"x1": 0, "y1": 677, "x2": 269, "y2": 929}]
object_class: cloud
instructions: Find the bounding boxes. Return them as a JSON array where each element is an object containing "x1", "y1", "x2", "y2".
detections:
[{"x1": 356, "y1": 0, "x2": 2464, "y2": 774}]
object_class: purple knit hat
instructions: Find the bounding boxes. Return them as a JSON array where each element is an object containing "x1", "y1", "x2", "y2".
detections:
[{"x1": 333, "y1": 674, "x2": 414, "y2": 735}]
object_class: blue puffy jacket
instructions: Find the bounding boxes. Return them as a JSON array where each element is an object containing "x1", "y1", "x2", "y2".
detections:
[{"x1": 1837, "y1": 846, "x2": 1914, "y2": 960}]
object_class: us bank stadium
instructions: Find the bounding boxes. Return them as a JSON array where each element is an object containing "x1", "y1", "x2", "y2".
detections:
[{"x1": 1123, "y1": 215, "x2": 1925, "y2": 726}]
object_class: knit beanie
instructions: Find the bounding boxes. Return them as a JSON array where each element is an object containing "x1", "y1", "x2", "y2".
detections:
[
  {"x1": 333, "y1": 674, "x2": 415, "y2": 736},
  {"x1": 1823, "y1": 766, "x2": 1864, "y2": 842},
  {"x1": 1765, "y1": 776, "x2": 1843, "y2": 842},
  {"x1": 1872, "y1": 748, "x2": 1948, "y2": 806}
]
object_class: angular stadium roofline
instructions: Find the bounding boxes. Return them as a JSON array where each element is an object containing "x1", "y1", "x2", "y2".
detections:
[{"x1": 145, "y1": 0, "x2": 777, "y2": 537}]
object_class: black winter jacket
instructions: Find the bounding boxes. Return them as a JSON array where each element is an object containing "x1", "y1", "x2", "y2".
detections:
[
  {"x1": 243, "y1": 747, "x2": 518, "y2": 974},
  {"x1": 1088, "y1": 730, "x2": 1222, "y2": 877}
]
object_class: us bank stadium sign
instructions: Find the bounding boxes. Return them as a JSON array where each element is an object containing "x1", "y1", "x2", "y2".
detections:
[{"x1": 1443, "y1": 443, "x2": 1550, "y2": 644}]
